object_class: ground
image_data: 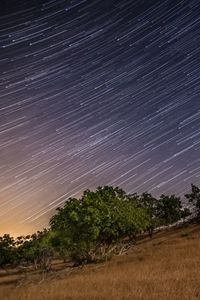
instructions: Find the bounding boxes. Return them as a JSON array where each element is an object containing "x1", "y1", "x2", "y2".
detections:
[{"x1": 0, "y1": 224, "x2": 199, "y2": 300}]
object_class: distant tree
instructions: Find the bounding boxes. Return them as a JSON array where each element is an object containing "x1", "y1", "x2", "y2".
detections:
[
  {"x1": 185, "y1": 184, "x2": 200, "y2": 222},
  {"x1": 137, "y1": 192, "x2": 159, "y2": 238},
  {"x1": 17, "y1": 229, "x2": 53, "y2": 270},
  {"x1": 0, "y1": 234, "x2": 16, "y2": 269},
  {"x1": 156, "y1": 194, "x2": 187, "y2": 226},
  {"x1": 50, "y1": 186, "x2": 150, "y2": 264}
]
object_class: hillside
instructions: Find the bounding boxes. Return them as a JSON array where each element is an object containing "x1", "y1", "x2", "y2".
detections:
[{"x1": 0, "y1": 223, "x2": 199, "y2": 300}]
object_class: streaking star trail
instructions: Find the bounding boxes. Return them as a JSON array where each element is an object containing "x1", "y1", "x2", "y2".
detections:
[{"x1": 0, "y1": 0, "x2": 200, "y2": 236}]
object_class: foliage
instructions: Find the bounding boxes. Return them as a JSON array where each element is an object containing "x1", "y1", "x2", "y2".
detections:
[
  {"x1": 0, "y1": 234, "x2": 16, "y2": 268},
  {"x1": 0, "y1": 185, "x2": 195, "y2": 269},
  {"x1": 16, "y1": 229, "x2": 53, "y2": 270},
  {"x1": 135, "y1": 192, "x2": 159, "y2": 237},
  {"x1": 156, "y1": 194, "x2": 188, "y2": 226},
  {"x1": 185, "y1": 184, "x2": 200, "y2": 222},
  {"x1": 50, "y1": 186, "x2": 150, "y2": 263}
]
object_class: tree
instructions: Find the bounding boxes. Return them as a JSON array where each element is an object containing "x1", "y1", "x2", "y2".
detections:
[
  {"x1": 156, "y1": 194, "x2": 187, "y2": 226},
  {"x1": 17, "y1": 229, "x2": 53, "y2": 270},
  {"x1": 0, "y1": 234, "x2": 16, "y2": 269},
  {"x1": 50, "y1": 186, "x2": 150, "y2": 264},
  {"x1": 185, "y1": 184, "x2": 200, "y2": 222},
  {"x1": 137, "y1": 192, "x2": 159, "y2": 237}
]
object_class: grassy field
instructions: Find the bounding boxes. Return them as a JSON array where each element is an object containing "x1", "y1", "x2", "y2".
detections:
[{"x1": 0, "y1": 224, "x2": 199, "y2": 300}]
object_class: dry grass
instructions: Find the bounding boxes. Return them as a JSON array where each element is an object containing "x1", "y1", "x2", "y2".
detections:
[{"x1": 0, "y1": 224, "x2": 199, "y2": 300}]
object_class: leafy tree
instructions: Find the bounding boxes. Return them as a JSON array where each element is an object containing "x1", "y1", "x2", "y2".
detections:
[
  {"x1": 0, "y1": 234, "x2": 16, "y2": 269},
  {"x1": 50, "y1": 186, "x2": 150, "y2": 264},
  {"x1": 17, "y1": 229, "x2": 53, "y2": 270},
  {"x1": 156, "y1": 194, "x2": 187, "y2": 226},
  {"x1": 137, "y1": 192, "x2": 159, "y2": 237},
  {"x1": 185, "y1": 184, "x2": 200, "y2": 222}
]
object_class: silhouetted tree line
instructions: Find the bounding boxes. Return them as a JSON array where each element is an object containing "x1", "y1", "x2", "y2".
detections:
[{"x1": 0, "y1": 184, "x2": 199, "y2": 270}]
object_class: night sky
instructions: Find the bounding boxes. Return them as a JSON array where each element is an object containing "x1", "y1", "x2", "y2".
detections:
[{"x1": 1, "y1": 0, "x2": 200, "y2": 236}]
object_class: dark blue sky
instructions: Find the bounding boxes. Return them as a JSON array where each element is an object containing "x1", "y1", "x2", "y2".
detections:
[{"x1": 0, "y1": 0, "x2": 200, "y2": 236}]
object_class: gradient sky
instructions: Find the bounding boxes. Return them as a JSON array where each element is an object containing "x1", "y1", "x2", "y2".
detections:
[{"x1": 0, "y1": 0, "x2": 200, "y2": 237}]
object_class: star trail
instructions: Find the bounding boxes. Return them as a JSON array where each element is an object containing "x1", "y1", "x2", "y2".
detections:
[{"x1": 0, "y1": 0, "x2": 200, "y2": 236}]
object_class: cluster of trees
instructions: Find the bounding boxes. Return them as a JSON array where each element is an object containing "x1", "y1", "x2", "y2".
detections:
[
  {"x1": 0, "y1": 229, "x2": 53, "y2": 271},
  {"x1": 0, "y1": 184, "x2": 200, "y2": 270}
]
